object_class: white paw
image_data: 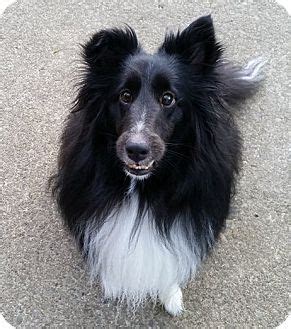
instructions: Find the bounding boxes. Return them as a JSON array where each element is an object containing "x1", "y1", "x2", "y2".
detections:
[{"x1": 160, "y1": 286, "x2": 184, "y2": 316}]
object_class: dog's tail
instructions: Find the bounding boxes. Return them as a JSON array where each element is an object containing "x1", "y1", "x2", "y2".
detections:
[{"x1": 216, "y1": 57, "x2": 266, "y2": 105}]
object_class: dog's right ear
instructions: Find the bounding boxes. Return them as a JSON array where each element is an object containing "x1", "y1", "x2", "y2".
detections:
[{"x1": 83, "y1": 26, "x2": 139, "y2": 71}]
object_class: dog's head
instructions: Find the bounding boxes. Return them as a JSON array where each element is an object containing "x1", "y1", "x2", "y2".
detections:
[{"x1": 81, "y1": 16, "x2": 221, "y2": 179}]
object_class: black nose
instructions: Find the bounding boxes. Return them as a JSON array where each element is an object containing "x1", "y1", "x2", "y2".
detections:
[{"x1": 126, "y1": 142, "x2": 149, "y2": 162}]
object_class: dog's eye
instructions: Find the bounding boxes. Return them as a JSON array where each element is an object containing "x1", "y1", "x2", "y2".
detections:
[
  {"x1": 120, "y1": 90, "x2": 133, "y2": 104},
  {"x1": 160, "y1": 91, "x2": 176, "y2": 107}
]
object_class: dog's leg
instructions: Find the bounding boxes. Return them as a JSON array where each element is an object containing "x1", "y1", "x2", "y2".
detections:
[{"x1": 159, "y1": 284, "x2": 183, "y2": 316}]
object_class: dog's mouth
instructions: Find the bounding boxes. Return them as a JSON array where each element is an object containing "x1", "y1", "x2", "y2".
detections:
[{"x1": 125, "y1": 160, "x2": 155, "y2": 177}]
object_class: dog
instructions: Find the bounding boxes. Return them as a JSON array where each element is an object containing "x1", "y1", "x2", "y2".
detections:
[{"x1": 51, "y1": 15, "x2": 264, "y2": 315}]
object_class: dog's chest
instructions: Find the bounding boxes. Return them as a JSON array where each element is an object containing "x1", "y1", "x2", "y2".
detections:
[{"x1": 84, "y1": 193, "x2": 198, "y2": 303}]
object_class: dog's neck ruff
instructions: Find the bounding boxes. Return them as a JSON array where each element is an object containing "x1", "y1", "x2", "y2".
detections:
[{"x1": 83, "y1": 191, "x2": 201, "y2": 305}]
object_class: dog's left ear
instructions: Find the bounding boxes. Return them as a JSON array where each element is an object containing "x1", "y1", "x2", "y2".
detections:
[{"x1": 159, "y1": 15, "x2": 222, "y2": 69}]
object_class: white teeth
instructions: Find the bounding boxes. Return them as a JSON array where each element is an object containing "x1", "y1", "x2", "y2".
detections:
[{"x1": 127, "y1": 161, "x2": 154, "y2": 170}]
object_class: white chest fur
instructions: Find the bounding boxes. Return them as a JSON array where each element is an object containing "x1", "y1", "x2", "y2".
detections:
[{"x1": 83, "y1": 193, "x2": 200, "y2": 308}]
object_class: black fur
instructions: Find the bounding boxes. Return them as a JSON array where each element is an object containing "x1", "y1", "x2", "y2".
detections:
[{"x1": 51, "y1": 16, "x2": 262, "y2": 263}]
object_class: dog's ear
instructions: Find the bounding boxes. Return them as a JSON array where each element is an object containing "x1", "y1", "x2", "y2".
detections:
[
  {"x1": 83, "y1": 26, "x2": 139, "y2": 71},
  {"x1": 159, "y1": 15, "x2": 222, "y2": 69}
]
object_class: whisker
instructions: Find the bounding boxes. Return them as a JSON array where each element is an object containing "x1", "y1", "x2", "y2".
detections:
[
  {"x1": 160, "y1": 158, "x2": 182, "y2": 178},
  {"x1": 166, "y1": 149, "x2": 188, "y2": 160},
  {"x1": 166, "y1": 142, "x2": 193, "y2": 149},
  {"x1": 99, "y1": 131, "x2": 118, "y2": 138}
]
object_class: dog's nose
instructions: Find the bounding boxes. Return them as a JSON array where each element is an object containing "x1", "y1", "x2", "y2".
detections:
[{"x1": 126, "y1": 142, "x2": 149, "y2": 162}]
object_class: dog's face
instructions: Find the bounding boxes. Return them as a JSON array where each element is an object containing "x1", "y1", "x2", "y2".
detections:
[
  {"x1": 113, "y1": 54, "x2": 183, "y2": 178},
  {"x1": 83, "y1": 15, "x2": 220, "y2": 179}
]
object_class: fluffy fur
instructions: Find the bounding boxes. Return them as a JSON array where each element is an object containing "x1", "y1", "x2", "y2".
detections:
[{"x1": 51, "y1": 15, "x2": 264, "y2": 315}]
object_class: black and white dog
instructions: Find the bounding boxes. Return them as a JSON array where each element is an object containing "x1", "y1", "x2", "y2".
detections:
[{"x1": 51, "y1": 15, "x2": 264, "y2": 315}]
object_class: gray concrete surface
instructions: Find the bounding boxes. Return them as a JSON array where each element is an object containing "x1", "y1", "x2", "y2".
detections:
[{"x1": 0, "y1": 0, "x2": 289, "y2": 327}]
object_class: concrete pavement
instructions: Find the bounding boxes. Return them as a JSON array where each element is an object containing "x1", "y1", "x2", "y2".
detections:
[{"x1": 1, "y1": 0, "x2": 289, "y2": 327}]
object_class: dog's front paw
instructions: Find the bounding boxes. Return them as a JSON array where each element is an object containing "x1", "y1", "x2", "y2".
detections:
[{"x1": 160, "y1": 285, "x2": 183, "y2": 316}]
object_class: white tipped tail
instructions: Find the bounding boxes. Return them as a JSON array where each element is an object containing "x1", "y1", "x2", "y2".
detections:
[
  {"x1": 216, "y1": 56, "x2": 266, "y2": 104},
  {"x1": 238, "y1": 57, "x2": 267, "y2": 82}
]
